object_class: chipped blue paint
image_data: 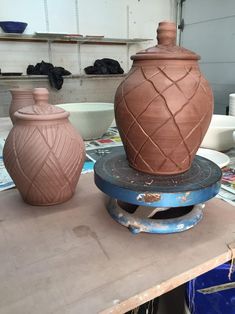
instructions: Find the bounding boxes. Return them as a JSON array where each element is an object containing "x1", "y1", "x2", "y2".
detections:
[
  {"x1": 94, "y1": 152, "x2": 222, "y2": 208},
  {"x1": 95, "y1": 172, "x2": 221, "y2": 207},
  {"x1": 94, "y1": 151, "x2": 221, "y2": 234},
  {"x1": 107, "y1": 199, "x2": 204, "y2": 234}
]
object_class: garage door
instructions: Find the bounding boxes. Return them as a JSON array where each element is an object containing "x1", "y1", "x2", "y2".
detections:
[{"x1": 180, "y1": 0, "x2": 235, "y2": 113}]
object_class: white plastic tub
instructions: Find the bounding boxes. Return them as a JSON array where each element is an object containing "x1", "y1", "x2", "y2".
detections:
[
  {"x1": 201, "y1": 114, "x2": 235, "y2": 151},
  {"x1": 56, "y1": 102, "x2": 114, "y2": 140}
]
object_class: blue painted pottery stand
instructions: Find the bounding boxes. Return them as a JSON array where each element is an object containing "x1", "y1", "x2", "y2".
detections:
[{"x1": 94, "y1": 151, "x2": 222, "y2": 234}]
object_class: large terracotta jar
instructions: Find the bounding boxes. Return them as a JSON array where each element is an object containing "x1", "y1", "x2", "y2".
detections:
[
  {"x1": 3, "y1": 88, "x2": 85, "y2": 205},
  {"x1": 115, "y1": 21, "x2": 213, "y2": 175},
  {"x1": 9, "y1": 88, "x2": 34, "y2": 124}
]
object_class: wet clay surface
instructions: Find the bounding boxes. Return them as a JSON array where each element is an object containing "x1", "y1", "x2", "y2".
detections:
[
  {"x1": 94, "y1": 150, "x2": 222, "y2": 193},
  {"x1": 73, "y1": 225, "x2": 110, "y2": 260}
]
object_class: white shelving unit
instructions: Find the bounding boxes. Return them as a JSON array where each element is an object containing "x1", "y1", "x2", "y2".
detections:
[{"x1": 0, "y1": 33, "x2": 151, "y2": 78}]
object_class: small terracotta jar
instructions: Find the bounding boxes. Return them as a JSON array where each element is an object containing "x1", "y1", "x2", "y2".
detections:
[
  {"x1": 3, "y1": 88, "x2": 85, "y2": 205},
  {"x1": 9, "y1": 88, "x2": 34, "y2": 124},
  {"x1": 115, "y1": 21, "x2": 213, "y2": 175}
]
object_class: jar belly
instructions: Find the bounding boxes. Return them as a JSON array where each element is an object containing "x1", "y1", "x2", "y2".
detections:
[
  {"x1": 3, "y1": 120, "x2": 85, "y2": 205},
  {"x1": 115, "y1": 64, "x2": 213, "y2": 175}
]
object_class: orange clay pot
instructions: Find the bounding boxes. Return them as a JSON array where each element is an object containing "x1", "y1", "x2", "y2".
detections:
[
  {"x1": 115, "y1": 21, "x2": 213, "y2": 175},
  {"x1": 3, "y1": 87, "x2": 85, "y2": 205}
]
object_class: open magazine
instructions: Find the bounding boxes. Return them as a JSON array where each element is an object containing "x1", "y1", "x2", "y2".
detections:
[
  {"x1": 216, "y1": 149, "x2": 235, "y2": 205},
  {"x1": 85, "y1": 126, "x2": 123, "y2": 164},
  {"x1": 221, "y1": 166, "x2": 235, "y2": 194},
  {"x1": 0, "y1": 139, "x2": 15, "y2": 191}
]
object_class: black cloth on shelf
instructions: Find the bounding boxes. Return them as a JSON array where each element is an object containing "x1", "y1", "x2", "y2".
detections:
[
  {"x1": 26, "y1": 61, "x2": 71, "y2": 90},
  {"x1": 84, "y1": 58, "x2": 124, "y2": 75}
]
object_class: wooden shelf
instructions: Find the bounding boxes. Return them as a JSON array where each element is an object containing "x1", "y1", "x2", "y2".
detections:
[
  {"x1": 0, "y1": 33, "x2": 152, "y2": 45},
  {"x1": 0, "y1": 74, "x2": 126, "y2": 81}
]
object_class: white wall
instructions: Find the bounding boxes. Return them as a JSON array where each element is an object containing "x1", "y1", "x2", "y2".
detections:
[{"x1": 0, "y1": 0, "x2": 177, "y2": 116}]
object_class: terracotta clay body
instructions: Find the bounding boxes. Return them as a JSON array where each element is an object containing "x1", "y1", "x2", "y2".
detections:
[
  {"x1": 3, "y1": 88, "x2": 85, "y2": 205},
  {"x1": 115, "y1": 21, "x2": 213, "y2": 175},
  {"x1": 9, "y1": 89, "x2": 34, "y2": 124}
]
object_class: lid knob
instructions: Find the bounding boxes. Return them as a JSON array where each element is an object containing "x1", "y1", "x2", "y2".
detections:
[
  {"x1": 157, "y1": 21, "x2": 176, "y2": 46},
  {"x1": 31, "y1": 87, "x2": 57, "y2": 115},
  {"x1": 15, "y1": 87, "x2": 68, "y2": 119},
  {"x1": 33, "y1": 88, "x2": 49, "y2": 107}
]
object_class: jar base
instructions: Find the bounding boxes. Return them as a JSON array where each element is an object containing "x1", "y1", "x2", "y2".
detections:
[
  {"x1": 129, "y1": 162, "x2": 191, "y2": 176},
  {"x1": 21, "y1": 192, "x2": 75, "y2": 206}
]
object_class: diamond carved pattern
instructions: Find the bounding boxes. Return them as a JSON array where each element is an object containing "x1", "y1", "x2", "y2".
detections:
[
  {"x1": 115, "y1": 64, "x2": 213, "y2": 174},
  {"x1": 4, "y1": 124, "x2": 85, "y2": 205}
]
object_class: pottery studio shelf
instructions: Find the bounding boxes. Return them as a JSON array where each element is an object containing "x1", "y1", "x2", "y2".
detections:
[
  {"x1": 0, "y1": 74, "x2": 127, "y2": 80},
  {"x1": 0, "y1": 33, "x2": 152, "y2": 45},
  {"x1": 0, "y1": 34, "x2": 145, "y2": 80}
]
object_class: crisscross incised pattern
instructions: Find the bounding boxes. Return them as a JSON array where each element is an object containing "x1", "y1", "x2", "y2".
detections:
[
  {"x1": 4, "y1": 122, "x2": 85, "y2": 205},
  {"x1": 115, "y1": 64, "x2": 213, "y2": 175}
]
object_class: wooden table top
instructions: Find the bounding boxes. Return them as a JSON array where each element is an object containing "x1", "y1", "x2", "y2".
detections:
[{"x1": 0, "y1": 172, "x2": 234, "y2": 314}]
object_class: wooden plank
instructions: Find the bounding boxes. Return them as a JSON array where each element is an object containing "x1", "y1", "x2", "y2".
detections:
[
  {"x1": 0, "y1": 34, "x2": 151, "y2": 45},
  {"x1": 0, "y1": 173, "x2": 234, "y2": 314},
  {"x1": 0, "y1": 74, "x2": 126, "y2": 81}
]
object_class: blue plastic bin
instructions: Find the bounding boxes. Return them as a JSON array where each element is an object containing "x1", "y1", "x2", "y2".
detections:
[{"x1": 186, "y1": 262, "x2": 235, "y2": 314}]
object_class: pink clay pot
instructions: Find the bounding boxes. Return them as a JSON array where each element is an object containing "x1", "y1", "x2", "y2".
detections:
[
  {"x1": 9, "y1": 88, "x2": 34, "y2": 124},
  {"x1": 3, "y1": 87, "x2": 85, "y2": 205}
]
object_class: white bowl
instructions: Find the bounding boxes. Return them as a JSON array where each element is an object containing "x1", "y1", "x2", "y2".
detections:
[
  {"x1": 200, "y1": 114, "x2": 235, "y2": 151},
  {"x1": 56, "y1": 102, "x2": 114, "y2": 140}
]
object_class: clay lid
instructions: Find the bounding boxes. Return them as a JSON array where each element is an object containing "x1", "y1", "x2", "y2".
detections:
[
  {"x1": 14, "y1": 88, "x2": 69, "y2": 121},
  {"x1": 131, "y1": 21, "x2": 200, "y2": 61}
]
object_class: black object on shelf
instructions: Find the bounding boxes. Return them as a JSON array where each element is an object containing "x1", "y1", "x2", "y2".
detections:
[
  {"x1": 27, "y1": 60, "x2": 71, "y2": 90},
  {"x1": 84, "y1": 58, "x2": 124, "y2": 75}
]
